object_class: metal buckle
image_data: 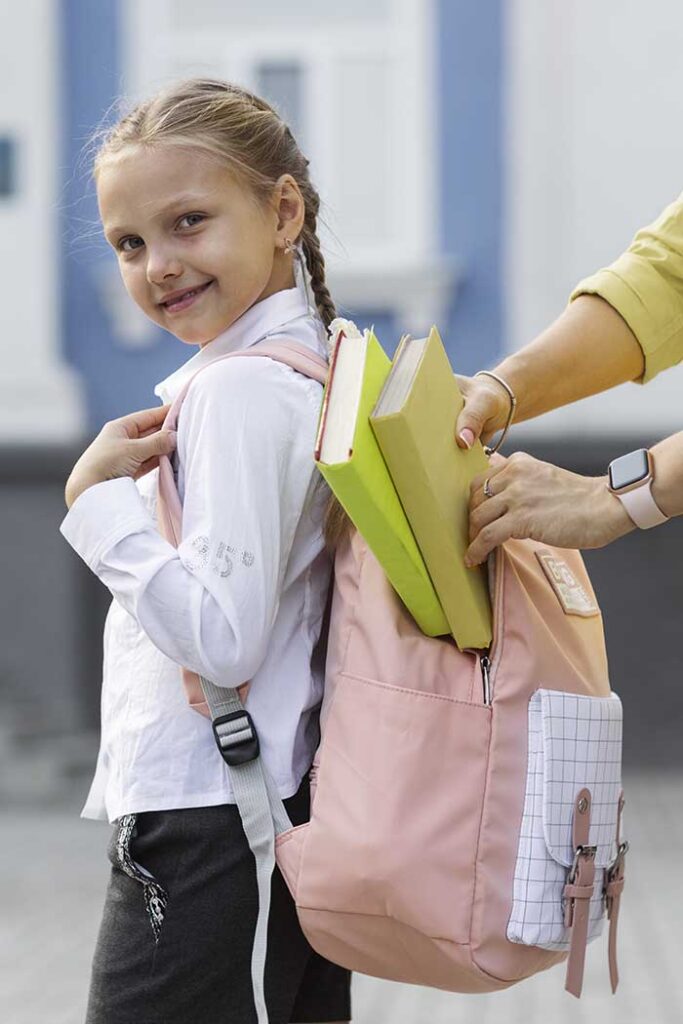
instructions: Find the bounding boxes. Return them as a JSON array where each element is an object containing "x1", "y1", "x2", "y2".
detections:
[
  {"x1": 567, "y1": 844, "x2": 597, "y2": 885},
  {"x1": 612, "y1": 840, "x2": 629, "y2": 868},
  {"x1": 212, "y1": 710, "x2": 260, "y2": 767},
  {"x1": 603, "y1": 840, "x2": 629, "y2": 913}
]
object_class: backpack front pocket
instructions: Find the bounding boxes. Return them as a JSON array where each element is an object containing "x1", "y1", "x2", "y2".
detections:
[
  {"x1": 507, "y1": 688, "x2": 624, "y2": 951},
  {"x1": 296, "y1": 671, "x2": 492, "y2": 945}
]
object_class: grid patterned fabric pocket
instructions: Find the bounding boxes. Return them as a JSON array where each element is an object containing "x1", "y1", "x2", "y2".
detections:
[{"x1": 507, "y1": 689, "x2": 623, "y2": 950}]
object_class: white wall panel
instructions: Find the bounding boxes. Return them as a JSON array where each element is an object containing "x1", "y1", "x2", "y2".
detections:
[
  {"x1": 505, "y1": 0, "x2": 683, "y2": 437},
  {"x1": 0, "y1": 0, "x2": 84, "y2": 441}
]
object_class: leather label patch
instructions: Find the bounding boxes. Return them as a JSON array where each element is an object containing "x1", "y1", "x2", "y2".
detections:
[{"x1": 536, "y1": 551, "x2": 599, "y2": 617}]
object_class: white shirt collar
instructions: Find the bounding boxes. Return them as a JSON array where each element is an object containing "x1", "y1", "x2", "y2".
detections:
[{"x1": 154, "y1": 286, "x2": 321, "y2": 404}]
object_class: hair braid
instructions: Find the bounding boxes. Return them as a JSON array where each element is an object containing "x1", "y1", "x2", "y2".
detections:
[
  {"x1": 300, "y1": 212, "x2": 337, "y2": 330},
  {"x1": 298, "y1": 193, "x2": 352, "y2": 551}
]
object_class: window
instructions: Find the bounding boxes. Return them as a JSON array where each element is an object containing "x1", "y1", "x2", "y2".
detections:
[{"x1": 257, "y1": 61, "x2": 306, "y2": 148}]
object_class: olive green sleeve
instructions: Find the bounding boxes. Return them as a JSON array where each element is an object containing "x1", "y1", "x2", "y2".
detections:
[{"x1": 569, "y1": 193, "x2": 683, "y2": 383}]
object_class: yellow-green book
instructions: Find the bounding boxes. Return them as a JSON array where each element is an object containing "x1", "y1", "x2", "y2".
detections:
[
  {"x1": 314, "y1": 322, "x2": 450, "y2": 637},
  {"x1": 369, "y1": 326, "x2": 492, "y2": 650}
]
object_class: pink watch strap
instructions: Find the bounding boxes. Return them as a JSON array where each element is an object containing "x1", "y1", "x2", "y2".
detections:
[{"x1": 616, "y1": 481, "x2": 668, "y2": 529}]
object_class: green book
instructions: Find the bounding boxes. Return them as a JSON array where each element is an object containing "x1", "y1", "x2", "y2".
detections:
[
  {"x1": 369, "y1": 326, "x2": 492, "y2": 650},
  {"x1": 314, "y1": 322, "x2": 450, "y2": 637}
]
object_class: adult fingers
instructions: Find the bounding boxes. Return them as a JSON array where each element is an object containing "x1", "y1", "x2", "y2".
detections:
[
  {"x1": 455, "y1": 377, "x2": 509, "y2": 450},
  {"x1": 469, "y1": 455, "x2": 509, "y2": 513},
  {"x1": 468, "y1": 494, "x2": 507, "y2": 543},
  {"x1": 464, "y1": 514, "x2": 514, "y2": 567}
]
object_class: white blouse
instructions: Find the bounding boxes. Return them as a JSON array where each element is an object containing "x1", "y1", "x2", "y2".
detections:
[{"x1": 60, "y1": 286, "x2": 332, "y2": 823}]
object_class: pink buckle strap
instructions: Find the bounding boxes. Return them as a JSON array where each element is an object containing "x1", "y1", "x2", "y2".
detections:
[
  {"x1": 605, "y1": 790, "x2": 627, "y2": 994},
  {"x1": 563, "y1": 788, "x2": 596, "y2": 999}
]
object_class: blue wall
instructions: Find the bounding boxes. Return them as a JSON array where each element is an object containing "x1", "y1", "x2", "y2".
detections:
[
  {"x1": 437, "y1": 0, "x2": 504, "y2": 376},
  {"x1": 60, "y1": 0, "x2": 187, "y2": 432},
  {"x1": 60, "y1": 0, "x2": 503, "y2": 428}
]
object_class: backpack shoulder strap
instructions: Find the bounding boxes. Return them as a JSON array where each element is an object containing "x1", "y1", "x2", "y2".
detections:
[
  {"x1": 154, "y1": 338, "x2": 329, "y2": 1024},
  {"x1": 157, "y1": 341, "x2": 328, "y2": 546},
  {"x1": 164, "y1": 340, "x2": 327, "y2": 432}
]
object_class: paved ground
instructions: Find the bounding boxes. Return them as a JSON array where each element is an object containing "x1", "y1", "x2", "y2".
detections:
[{"x1": 1, "y1": 771, "x2": 680, "y2": 1024}]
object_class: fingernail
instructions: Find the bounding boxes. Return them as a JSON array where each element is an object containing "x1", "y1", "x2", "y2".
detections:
[
  {"x1": 459, "y1": 429, "x2": 474, "y2": 449},
  {"x1": 168, "y1": 431, "x2": 177, "y2": 445}
]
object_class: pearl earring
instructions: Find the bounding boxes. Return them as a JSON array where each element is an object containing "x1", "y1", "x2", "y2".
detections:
[{"x1": 283, "y1": 237, "x2": 295, "y2": 255}]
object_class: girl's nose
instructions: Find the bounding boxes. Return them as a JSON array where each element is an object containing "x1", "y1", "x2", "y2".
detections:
[{"x1": 146, "y1": 248, "x2": 183, "y2": 285}]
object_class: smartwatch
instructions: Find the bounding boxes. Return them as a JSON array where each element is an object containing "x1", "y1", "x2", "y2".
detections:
[{"x1": 607, "y1": 448, "x2": 669, "y2": 529}]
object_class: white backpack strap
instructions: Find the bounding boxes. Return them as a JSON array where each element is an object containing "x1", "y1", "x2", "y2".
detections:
[
  {"x1": 202, "y1": 677, "x2": 290, "y2": 1024},
  {"x1": 157, "y1": 339, "x2": 328, "y2": 1024}
]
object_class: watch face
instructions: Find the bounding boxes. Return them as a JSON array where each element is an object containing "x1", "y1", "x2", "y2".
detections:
[{"x1": 609, "y1": 448, "x2": 650, "y2": 491}]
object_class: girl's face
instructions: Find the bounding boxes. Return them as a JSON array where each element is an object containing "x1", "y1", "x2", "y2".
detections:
[{"x1": 97, "y1": 144, "x2": 296, "y2": 346}]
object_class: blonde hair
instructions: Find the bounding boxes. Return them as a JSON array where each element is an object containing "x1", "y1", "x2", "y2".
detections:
[{"x1": 93, "y1": 78, "x2": 350, "y2": 554}]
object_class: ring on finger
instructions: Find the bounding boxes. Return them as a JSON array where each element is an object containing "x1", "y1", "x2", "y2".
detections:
[{"x1": 483, "y1": 477, "x2": 494, "y2": 499}]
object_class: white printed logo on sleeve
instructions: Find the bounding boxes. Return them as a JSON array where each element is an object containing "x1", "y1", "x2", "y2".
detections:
[{"x1": 507, "y1": 689, "x2": 623, "y2": 950}]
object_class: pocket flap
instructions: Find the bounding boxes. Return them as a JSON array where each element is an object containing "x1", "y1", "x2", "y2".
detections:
[{"x1": 534, "y1": 688, "x2": 623, "y2": 868}]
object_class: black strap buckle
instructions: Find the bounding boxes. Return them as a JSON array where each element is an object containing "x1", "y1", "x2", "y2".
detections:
[{"x1": 212, "y1": 710, "x2": 260, "y2": 766}]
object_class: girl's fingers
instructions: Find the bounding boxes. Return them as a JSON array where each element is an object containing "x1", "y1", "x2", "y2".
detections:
[
  {"x1": 133, "y1": 456, "x2": 161, "y2": 480},
  {"x1": 132, "y1": 430, "x2": 177, "y2": 461},
  {"x1": 138, "y1": 422, "x2": 171, "y2": 439},
  {"x1": 109, "y1": 405, "x2": 172, "y2": 439}
]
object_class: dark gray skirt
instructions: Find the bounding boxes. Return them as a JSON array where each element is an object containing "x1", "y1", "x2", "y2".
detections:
[{"x1": 85, "y1": 774, "x2": 351, "y2": 1024}]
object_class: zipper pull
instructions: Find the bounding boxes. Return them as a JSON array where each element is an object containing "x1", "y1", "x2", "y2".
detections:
[{"x1": 480, "y1": 655, "x2": 492, "y2": 706}]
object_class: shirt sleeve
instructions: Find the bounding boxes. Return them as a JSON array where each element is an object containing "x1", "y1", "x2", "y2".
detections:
[
  {"x1": 569, "y1": 192, "x2": 683, "y2": 383},
  {"x1": 59, "y1": 356, "x2": 323, "y2": 687}
]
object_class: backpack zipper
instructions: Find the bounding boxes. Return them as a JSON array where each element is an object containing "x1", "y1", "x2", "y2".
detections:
[
  {"x1": 478, "y1": 546, "x2": 504, "y2": 706},
  {"x1": 480, "y1": 654, "x2": 492, "y2": 705}
]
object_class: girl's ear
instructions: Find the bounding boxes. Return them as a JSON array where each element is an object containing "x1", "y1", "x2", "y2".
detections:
[{"x1": 272, "y1": 174, "x2": 305, "y2": 248}]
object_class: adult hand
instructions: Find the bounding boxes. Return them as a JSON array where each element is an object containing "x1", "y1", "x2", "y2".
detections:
[
  {"x1": 454, "y1": 374, "x2": 511, "y2": 450},
  {"x1": 65, "y1": 405, "x2": 176, "y2": 509},
  {"x1": 465, "y1": 452, "x2": 635, "y2": 565}
]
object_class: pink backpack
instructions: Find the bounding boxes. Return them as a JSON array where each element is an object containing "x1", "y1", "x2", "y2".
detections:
[{"x1": 157, "y1": 339, "x2": 627, "y2": 1021}]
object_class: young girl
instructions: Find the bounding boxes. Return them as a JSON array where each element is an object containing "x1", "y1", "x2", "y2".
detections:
[{"x1": 60, "y1": 78, "x2": 351, "y2": 1024}]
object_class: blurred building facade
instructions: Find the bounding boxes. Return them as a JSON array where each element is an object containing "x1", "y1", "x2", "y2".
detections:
[{"x1": 2, "y1": 0, "x2": 683, "y2": 785}]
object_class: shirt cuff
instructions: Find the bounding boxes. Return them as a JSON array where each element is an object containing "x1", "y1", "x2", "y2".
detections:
[
  {"x1": 60, "y1": 476, "x2": 154, "y2": 572},
  {"x1": 570, "y1": 254, "x2": 683, "y2": 384}
]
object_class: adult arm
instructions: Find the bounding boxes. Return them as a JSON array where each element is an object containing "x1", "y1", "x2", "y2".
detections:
[{"x1": 457, "y1": 192, "x2": 683, "y2": 447}]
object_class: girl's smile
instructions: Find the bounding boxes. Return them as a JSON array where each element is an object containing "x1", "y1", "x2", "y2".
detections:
[
  {"x1": 97, "y1": 145, "x2": 298, "y2": 347},
  {"x1": 158, "y1": 279, "x2": 216, "y2": 314}
]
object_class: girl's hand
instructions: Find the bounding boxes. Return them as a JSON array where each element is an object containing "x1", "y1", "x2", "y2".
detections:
[
  {"x1": 65, "y1": 405, "x2": 177, "y2": 509},
  {"x1": 465, "y1": 452, "x2": 635, "y2": 565},
  {"x1": 454, "y1": 374, "x2": 511, "y2": 449}
]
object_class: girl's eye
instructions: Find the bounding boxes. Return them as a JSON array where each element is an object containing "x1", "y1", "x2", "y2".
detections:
[
  {"x1": 178, "y1": 213, "x2": 205, "y2": 228},
  {"x1": 118, "y1": 236, "x2": 144, "y2": 253},
  {"x1": 115, "y1": 213, "x2": 204, "y2": 253}
]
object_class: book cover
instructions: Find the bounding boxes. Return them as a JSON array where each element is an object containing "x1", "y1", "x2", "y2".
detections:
[
  {"x1": 369, "y1": 326, "x2": 492, "y2": 649},
  {"x1": 314, "y1": 328, "x2": 450, "y2": 637}
]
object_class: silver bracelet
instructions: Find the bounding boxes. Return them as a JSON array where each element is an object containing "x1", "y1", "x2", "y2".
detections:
[{"x1": 473, "y1": 370, "x2": 517, "y2": 455}]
